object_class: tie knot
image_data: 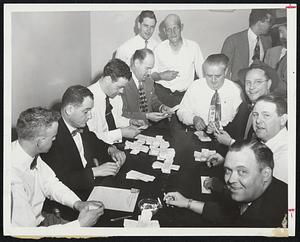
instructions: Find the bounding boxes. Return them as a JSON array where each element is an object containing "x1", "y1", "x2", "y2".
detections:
[{"x1": 71, "y1": 128, "x2": 83, "y2": 137}]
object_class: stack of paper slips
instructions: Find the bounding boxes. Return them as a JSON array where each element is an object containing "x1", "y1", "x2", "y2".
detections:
[
  {"x1": 152, "y1": 161, "x2": 180, "y2": 174},
  {"x1": 194, "y1": 149, "x2": 216, "y2": 162},
  {"x1": 194, "y1": 131, "x2": 212, "y2": 142},
  {"x1": 123, "y1": 209, "x2": 160, "y2": 228},
  {"x1": 126, "y1": 170, "x2": 155, "y2": 182}
]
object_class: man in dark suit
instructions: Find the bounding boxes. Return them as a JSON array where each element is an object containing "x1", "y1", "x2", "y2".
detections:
[
  {"x1": 222, "y1": 9, "x2": 273, "y2": 83},
  {"x1": 164, "y1": 140, "x2": 287, "y2": 227},
  {"x1": 121, "y1": 48, "x2": 173, "y2": 123},
  {"x1": 41, "y1": 85, "x2": 126, "y2": 200}
]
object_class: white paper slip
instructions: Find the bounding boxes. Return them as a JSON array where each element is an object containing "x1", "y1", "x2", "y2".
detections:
[
  {"x1": 170, "y1": 104, "x2": 180, "y2": 112},
  {"x1": 138, "y1": 125, "x2": 149, "y2": 130},
  {"x1": 88, "y1": 186, "x2": 139, "y2": 212},
  {"x1": 126, "y1": 170, "x2": 155, "y2": 182},
  {"x1": 124, "y1": 219, "x2": 160, "y2": 228},
  {"x1": 201, "y1": 176, "x2": 212, "y2": 194},
  {"x1": 194, "y1": 131, "x2": 212, "y2": 142}
]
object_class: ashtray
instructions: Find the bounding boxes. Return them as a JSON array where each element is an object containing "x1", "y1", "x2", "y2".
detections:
[{"x1": 138, "y1": 198, "x2": 161, "y2": 215}]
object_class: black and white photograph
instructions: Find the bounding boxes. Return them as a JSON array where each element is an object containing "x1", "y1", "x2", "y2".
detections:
[{"x1": 3, "y1": 3, "x2": 296, "y2": 238}]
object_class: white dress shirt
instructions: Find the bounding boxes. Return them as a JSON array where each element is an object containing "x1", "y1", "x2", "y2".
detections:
[
  {"x1": 11, "y1": 140, "x2": 81, "y2": 227},
  {"x1": 116, "y1": 34, "x2": 159, "y2": 66},
  {"x1": 248, "y1": 28, "x2": 264, "y2": 65},
  {"x1": 177, "y1": 78, "x2": 242, "y2": 126},
  {"x1": 63, "y1": 118, "x2": 88, "y2": 168},
  {"x1": 265, "y1": 127, "x2": 288, "y2": 184},
  {"x1": 87, "y1": 81, "x2": 130, "y2": 144},
  {"x1": 152, "y1": 38, "x2": 204, "y2": 92}
]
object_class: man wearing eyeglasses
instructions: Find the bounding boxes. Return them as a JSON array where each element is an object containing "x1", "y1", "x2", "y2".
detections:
[{"x1": 151, "y1": 14, "x2": 204, "y2": 107}]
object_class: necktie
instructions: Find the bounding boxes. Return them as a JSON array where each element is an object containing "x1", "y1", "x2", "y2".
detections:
[
  {"x1": 105, "y1": 95, "x2": 116, "y2": 130},
  {"x1": 138, "y1": 81, "x2": 148, "y2": 112},
  {"x1": 145, "y1": 40, "x2": 148, "y2": 49},
  {"x1": 252, "y1": 36, "x2": 260, "y2": 61},
  {"x1": 244, "y1": 104, "x2": 254, "y2": 140},
  {"x1": 240, "y1": 203, "x2": 250, "y2": 215},
  {"x1": 30, "y1": 155, "x2": 39, "y2": 170},
  {"x1": 209, "y1": 90, "x2": 221, "y2": 123},
  {"x1": 71, "y1": 128, "x2": 83, "y2": 137}
]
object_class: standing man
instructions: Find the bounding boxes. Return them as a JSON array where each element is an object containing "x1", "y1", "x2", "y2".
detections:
[
  {"x1": 87, "y1": 58, "x2": 145, "y2": 144},
  {"x1": 177, "y1": 54, "x2": 242, "y2": 131},
  {"x1": 222, "y1": 9, "x2": 273, "y2": 82},
  {"x1": 252, "y1": 94, "x2": 288, "y2": 183},
  {"x1": 151, "y1": 14, "x2": 204, "y2": 107},
  {"x1": 41, "y1": 85, "x2": 126, "y2": 200},
  {"x1": 122, "y1": 48, "x2": 173, "y2": 123},
  {"x1": 164, "y1": 140, "x2": 287, "y2": 227},
  {"x1": 264, "y1": 17, "x2": 287, "y2": 91},
  {"x1": 12, "y1": 107, "x2": 104, "y2": 227},
  {"x1": 116, "y1": 10, "x2": 158, "y2": 66}
]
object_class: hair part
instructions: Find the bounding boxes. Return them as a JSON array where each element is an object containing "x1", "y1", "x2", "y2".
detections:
[
  {"x1": 249, "y1": 9, "x2": 272, "y2": 27},
  {"x1": 229, "y1": 139, "x2": 274, "y2": 170},
  {"x1": 138, "y1": 10, "x2": 157, "y2": 24},
  {"x1": 61, "y1": 85, "x2": 94, "y2": 109},
  {"x1": 203, "y1": 53, "x2": 229, "y2": 69},
  {"x1": 255, "y1": 94, "x2": 287, "y2": 116},
  {"x1": 131, "y1": 48, "x2": 154, "y2": 64},
  {"x1": 103, "y1": 58, "x2": 132, "y2": 82},
  {"x1": 16, "y1": 107, "x2": 60, "y2": 140}
]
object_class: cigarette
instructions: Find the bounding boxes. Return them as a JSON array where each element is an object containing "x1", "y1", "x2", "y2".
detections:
[
  {"x1": 93, "y1": 158, "x2": 99, "y2": 167},
  {"x1": 157, "y1": 197, "x2": 162, "y2": 207},
  {"x1": 110, "y1": 215, "x2": 132, "y2": 222}
]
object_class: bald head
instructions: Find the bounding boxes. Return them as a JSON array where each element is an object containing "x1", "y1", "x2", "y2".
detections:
[
  {"x1": 163, "y1": 14, "x2": 183, "y2": 46},
  {"x1": 164, "y1": 14, "x2": 182, "y2": 26}
]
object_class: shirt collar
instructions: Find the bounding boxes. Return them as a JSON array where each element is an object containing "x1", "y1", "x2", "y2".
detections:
[
  {"x1": 13, "y1": 140, "x2": 35, "y2": 171},
  {"x1": 248, "y1": 28, "x2": 259, "y2": 41},
  {"x1": 131, "y1": 71, "x2": 140, "y2": 88},
  {"x1": 265, "y1": 127, "x2": 287, "y2": 149}
]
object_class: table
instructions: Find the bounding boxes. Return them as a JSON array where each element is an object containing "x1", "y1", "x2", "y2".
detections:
[{"x1": 94, "y1": 116, "x2": 225, "y2": 227}]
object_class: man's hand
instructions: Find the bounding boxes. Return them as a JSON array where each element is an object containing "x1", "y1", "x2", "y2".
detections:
[
  {"x1": 121, "y1": 126, "x2": 140, "y2": 138},
  {"x1": 160, "y1": 104, "x2": 174, "y2": 116},
  {"x1": 193, "y1": 116, "x2": 206, "y2": 131},
  {"x1": 92, "y1": 162, "x2": 119, "y2": 177},
  {"x1": 77, "y1": 204, "x2": 104, "y2": 227},
  {"x1": 163, "y1": 192, "x2": 189, "y2": 208},
  {"x1": 158, "y1": 70, "x2": 179, "y2": 81},
  {"x1": 203, "y1": 177, "x2": 225, "y2": 193},
  {"x1": 206, "y1": 153, "x2": 225, "y2": 168},
  {"x1": 146, "y1": 112, "x2": 169, "y2": 122},
  {"x1": 73, "y1": 200, "x2": 104, "y2": 212},
  {"x1": 129, "y1": 119, "x2": 146, "y2": 127},
  {"x1": 206, "y1": 122, "x2": 215, "y2": 134},
  {"x1": 108, "y1": 146, "x2": 126, "y2": 167},
  {"x1": 214, "y1": 130, "x2": 233, "y2": 146}
]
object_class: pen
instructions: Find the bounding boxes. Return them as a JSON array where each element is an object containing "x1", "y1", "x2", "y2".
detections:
[{"x1": 110, "y1": 215, "x2": 132, "y2": 222}]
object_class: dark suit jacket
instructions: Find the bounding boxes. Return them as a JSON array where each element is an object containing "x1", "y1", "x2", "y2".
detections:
[
  {"x1": 202, "y1": 177, "x2": 288, "y2": 227},
  {"x1": 222, "y1": 29, "x2": 272, "y2": 82},
  {"x1": 121, "y1": 76, "x2": 162, "y2": 121},
  {"x1": 41, "y1": 118, "x2": 111, "y2": 200}
]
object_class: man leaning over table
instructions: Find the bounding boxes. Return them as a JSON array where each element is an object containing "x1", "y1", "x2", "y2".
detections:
[
  {"x1": 151, "y1": 14, "x2": 204, "y2": 107},
  {"x1": 122, "y1": 48, "x2": 173, "y2": 124},
  {"x1": 87, "y1": 58, "x2": 145, "y2": 144},
  {"x1": 177, "y1": 53, "x2": 243, "y2": 132},
  {"x1": 164, "y1": 140, "x2": 287, "y2": 227},
  {"x1": 11, "y1": 107, "x2": 103, "y2": 227},
  {"x1": 116, "y1": 10, "x2": 159, "y2": 66},
  {"x1": 41, "y1": 85, "x2": 126, "y2": 201}
]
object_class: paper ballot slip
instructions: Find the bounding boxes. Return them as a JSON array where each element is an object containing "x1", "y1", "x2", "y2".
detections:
[{"x1": 88, "y1": 186, "x2": 140, "y2": 212}]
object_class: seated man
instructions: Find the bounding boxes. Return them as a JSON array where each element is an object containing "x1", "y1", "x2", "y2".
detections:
[
  {"x1": 177, "y1": 54, "x2": 242, "y2": 131},
  {"x1": 115, "y1": 10, "x2": 158, "y2": 66},
  {"x1": 122, "y1": 48, "x2": 173, "y2": 123},
  {"x1": 209, "y1": 61, "x2": 281, "y2": 146},
  {"x1": 11, "y1": 107, "x2": 103, "y2": 227},
  {"x1": 252, "y1": 94, "x2": 288, "y2": 183},
  {"x1": 151, "y1": 14, "x2": 204, "y2": 107},
  {"x1": 87, "y1": 58, "x2": 144, "y2": 144},
  {"x1": 41, "y1": 85, "x2": 126, "y2": 200},
  {"x1": 164, "y1": 140, "x2": 287, "y2": 227}
]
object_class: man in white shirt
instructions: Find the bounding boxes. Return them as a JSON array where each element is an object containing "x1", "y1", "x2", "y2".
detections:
[
  {"x1": 11, "y1": 107, "x2": 104, "y2": 227},
  {"x1": 252, "y1": 94, "x2": 288, "y2": 183},
  {"x1": 222, "y1": 9, "x2": 273, "y2": 82},
  {"x1": 116, "y1": 10, "x2": 159, "y2": 66},
  {"x1": 177, "y1": 53, "x2": 242, "y2": 130},
  {"x1": 151, "y1": 14, "x2": 204, "y2": 107},
  {"x1": 87, "y1": 58, "x2": 145, "y2": 144}
]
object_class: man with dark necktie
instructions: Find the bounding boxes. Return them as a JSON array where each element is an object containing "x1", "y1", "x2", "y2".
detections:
[
  {"x1": 87, "y1": 58, "x2": 145, "y2": 144},
  {"x1": 41, "y1": 85, "x2": 126, "y2": 200}
]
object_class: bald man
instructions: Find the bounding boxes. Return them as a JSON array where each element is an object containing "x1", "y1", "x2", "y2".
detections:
[{"x1": 151, "y1": 14, "x2": 204, "y2": 107}]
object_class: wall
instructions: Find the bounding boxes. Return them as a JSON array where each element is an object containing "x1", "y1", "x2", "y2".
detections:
[
  {"x1": 90, "y1": 9, "x2": 251, "y2": 80},
  {"x1": 11, "y1": 11, "x2": 91, "y2": 128}
]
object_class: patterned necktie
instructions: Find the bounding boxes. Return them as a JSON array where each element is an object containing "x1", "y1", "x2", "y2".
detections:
[
  {"x1": 145, "y1": 40, "x2": 148, "y2": 49},
  {"x1": 138, "y1": 81, "x2": 148, "y2": 112},
  {"x1": 209, "y1": 90, "x2": 221, "y2": 122},
  {"x1": 30, "y1": 155, "x2": 39, "y2": 170},
  {"x1": 105, "y1": 95, "x2": 116, "y2": 130},
  {"x1": 71, "y1": 128, "x2": 83, "y2": 137},
  {"x1": 252, "y1": 36, "x2": 260, "y2": 61}
]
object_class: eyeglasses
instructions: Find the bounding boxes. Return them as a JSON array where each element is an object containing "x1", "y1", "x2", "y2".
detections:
[
  {"x1": 165, "y1": 26, "x2": 181, "y2": 35},
  {"x1": 245, "y1": 79, "x2": 268, "y2": 88}
]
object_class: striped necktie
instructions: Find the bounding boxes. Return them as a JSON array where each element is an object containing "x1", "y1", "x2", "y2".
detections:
[
  {"x1": 252, "y1": 36, "x2": 260, "y2": 61},
  {"x1": 138, "y1": 81, "x2": 148, "y2": 112},
  {"x1": 209, "y1": 90, "x2": 221, "y2": 122},
  {"x1": 105, "y1": 96, "x2": 117, "y2": 130}
]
